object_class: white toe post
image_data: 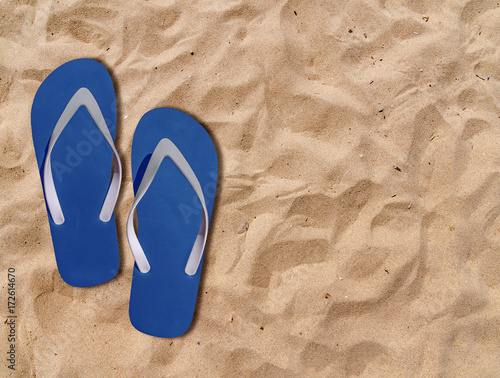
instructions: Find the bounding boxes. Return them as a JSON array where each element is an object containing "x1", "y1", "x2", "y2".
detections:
[
  {"x1": 126, "y1": 138, "x2": 209, "y2": 276},
  {"x1": 43, "y1": 87, "x2": 122, "y2": 225}
]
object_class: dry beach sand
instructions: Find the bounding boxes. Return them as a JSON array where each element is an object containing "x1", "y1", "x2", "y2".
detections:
[{"x1": 1, "y1": 0, "x2": 499, "y2": 376}]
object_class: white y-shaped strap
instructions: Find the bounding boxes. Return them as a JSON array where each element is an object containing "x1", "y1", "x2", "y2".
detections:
[
  {"x1": 43, "y1": 87, "x2": 122, "y2": 225},
  {"x1": 126, "y1": 138, "x2": 209, "y2": 276}
]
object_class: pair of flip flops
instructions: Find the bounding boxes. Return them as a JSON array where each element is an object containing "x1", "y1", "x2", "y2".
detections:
[{"x1": 31, "y1": 59, "x2": 218, "y2": 338}]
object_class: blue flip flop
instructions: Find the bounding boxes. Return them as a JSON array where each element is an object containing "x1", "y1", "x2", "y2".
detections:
[
  {"x1": 31, "y1": 59, "x2": 122, "y2": 287},
  {"x1": 126, "y1": 108, "x2": 218, "y2": 337}
]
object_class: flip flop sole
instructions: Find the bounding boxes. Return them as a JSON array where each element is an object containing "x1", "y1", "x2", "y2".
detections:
[
  {"x1": 31, "y1": 59, "x2": 120, "y2": 287},
  {"x1": 129, "y1": 108, "x2": 218, "y2": 337}
]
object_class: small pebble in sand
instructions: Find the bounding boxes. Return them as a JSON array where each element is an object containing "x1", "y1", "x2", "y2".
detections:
[{"x1": 237, "y1": 216, "x2": 249, "y2": 234}]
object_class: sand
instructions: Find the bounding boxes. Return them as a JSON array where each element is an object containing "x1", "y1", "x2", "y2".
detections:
[{"x1": 1, "y1": 0, "x2": 499, "y2": 376}]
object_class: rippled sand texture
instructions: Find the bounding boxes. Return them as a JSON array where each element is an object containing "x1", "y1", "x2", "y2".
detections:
[{"x1": 1, "y1": 0, "x2": 499, "y2": 376}]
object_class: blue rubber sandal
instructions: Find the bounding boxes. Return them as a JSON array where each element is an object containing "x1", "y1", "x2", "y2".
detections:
[
  {"x1": 127, "y1": 108, "x2": 218, "y2": 337},
  {"x1": 31, "y1": 59, "x2": 122, "y2": 287}
]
